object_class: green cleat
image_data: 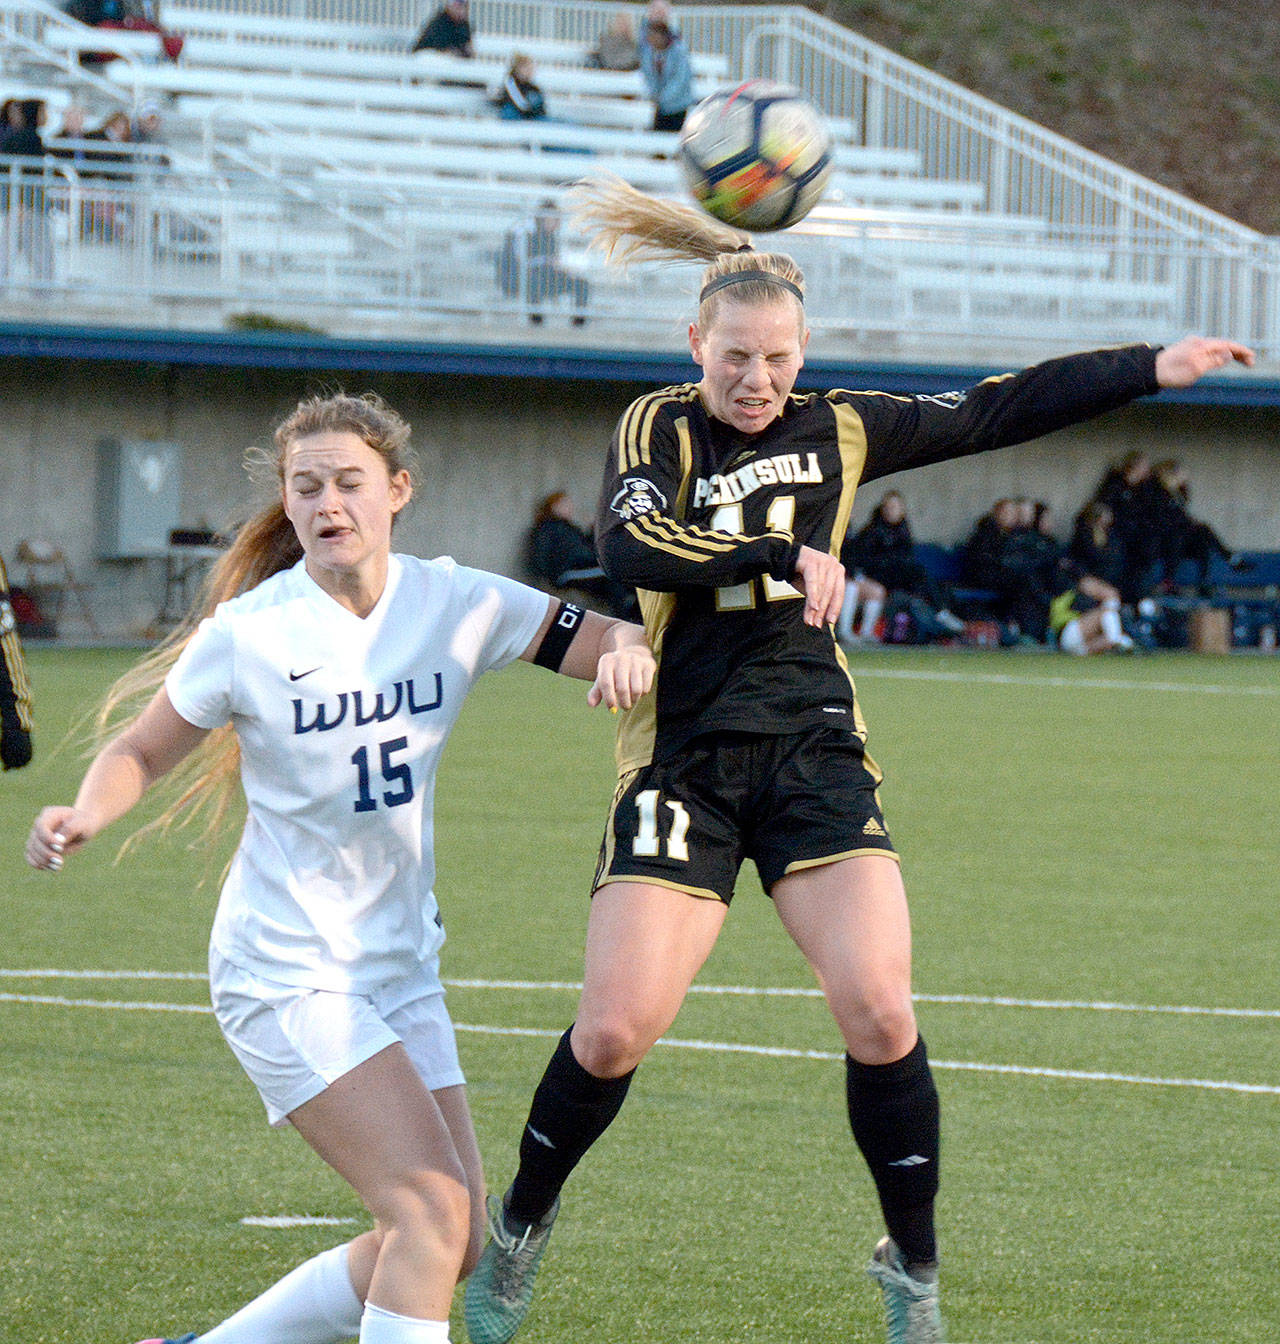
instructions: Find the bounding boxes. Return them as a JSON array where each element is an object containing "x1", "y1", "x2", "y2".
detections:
[
  {"x1": 866, "y1": 1236, "x2": 945, "y2": 1344},
  {"x1": 464, "y1": 1191, "x2": 559, "y2": 1344}
]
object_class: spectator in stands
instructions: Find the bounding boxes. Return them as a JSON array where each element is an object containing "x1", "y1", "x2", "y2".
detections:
[
  {"x1": 130, "y1": 98, "x2": 171, "y2": 173},
  {"x1": 587, "y1": 13, "x2": 640, "y2": 71},
  {"x1": 1068, "y1": 500, "x2": 1126, "y2": 593},
  {"x1": 527, "y1": 492, "x2": 637, "y2": 620},
  {"x1": 644, "y1": 0, "x2": 677, "y2": 36},
  {"x1": 641, "y1": 20, "x2": 694, "y2": 132},
  {"x1": 963, "y1": 497, "x2": 1054, "y2": 642},
  {"x1": 844, "y1": 490, "x2": 966, "y2": 634},
  {"x1": 412, "y1": 0, "x2": 474, "y2": 57},
  {"x1": 1092, "y1": 449, "x2": 1162, "y2": 602},
  {"x1": 497, "y1": 200, "x2": 590, "y2": 327},
  {"x1": 50, "y1": 101, "x2": 89, "y2": 167},
  {"x1": 493, "y1": 54, "x2": 547, "y2": 120},
  {"x1": 0, "y1": 553, "x2": 34, "y2": 770},
  {"x1": 0, "y1": 98, "x2": 54, "y2": 288},
  {"x1": 1150, "y1": 457, "x2": 1252, "y2": 593}
]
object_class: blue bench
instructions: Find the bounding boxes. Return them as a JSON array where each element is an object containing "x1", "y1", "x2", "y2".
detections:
[{"x1": 913, "y1": 542, "x2": 1001, "y2": 617}]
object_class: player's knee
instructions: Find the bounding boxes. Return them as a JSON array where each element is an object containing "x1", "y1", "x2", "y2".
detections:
[
  {"x1": 375, "y1": 1168, "x2": 473, "y2": 1264},
  {"x1": 840, "y1": 989, "x2": 917, "y2": 1065},
  {"x1": 571, "y1": 1015, "x2": 654, "y2": 1077}
]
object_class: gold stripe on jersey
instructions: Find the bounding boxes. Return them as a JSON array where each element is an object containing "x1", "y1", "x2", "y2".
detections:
[
  {"x1": 826, "y1": 401, "x2": 870, "y2": 555},
  {"x1": 1, "y1": 629, "x2": 33, "y2": 729},
  {"x1": 673, "y1": 416, "x2": 694, "y2": 514},
  {"x1": 0, "y1": 556, "x2": 33, "y2": 730},
  {"x1": 625, "y1": 513, "x2": 746, "y2": 564},
  {"x1": 615, "y1": 588, "x2": 675, "y2": 773},
  {"x1": 619, "y1": 386, "x2": 700, "y2": 472}
]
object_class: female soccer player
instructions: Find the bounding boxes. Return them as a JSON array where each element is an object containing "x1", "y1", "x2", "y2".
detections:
[
  {"x1": 462, "y1": 178, "x2": 1254, "y2": 1344},
  {"x1": 24, "y1": 391, "x2": 654, "y2": 1344}
]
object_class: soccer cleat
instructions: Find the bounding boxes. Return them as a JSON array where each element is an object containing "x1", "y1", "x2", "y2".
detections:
[
  {"x1": 866, "y1": 1236, "x2": 945, "y2": 1344},
  {"x1": 464, "y1": 1191, "x2": 559, "y2": 1344},
  {"x1": 133, "y1": 1335, "x2": 197, "y2": 1343}
]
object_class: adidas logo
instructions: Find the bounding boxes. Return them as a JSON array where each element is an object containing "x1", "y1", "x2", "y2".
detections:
[{"x1": 862, "y1": 817, "x2": 887, "y2": 837}]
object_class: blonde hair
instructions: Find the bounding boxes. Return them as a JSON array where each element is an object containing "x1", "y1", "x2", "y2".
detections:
[
  {"x1": 567, "y1": 175, "x2": 806, "y2": 330},
  {"x1": 98, "y1": 391, "x2": 416, "y2": 858}
]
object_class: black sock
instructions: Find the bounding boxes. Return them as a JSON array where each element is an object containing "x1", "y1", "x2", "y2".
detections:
[
  {"x1": 505, "y1": 1026, "x2": 635, "y2": 1227},
  {"x1": 846, "y1": 1036, "x2": 940, "y2": 1267}
]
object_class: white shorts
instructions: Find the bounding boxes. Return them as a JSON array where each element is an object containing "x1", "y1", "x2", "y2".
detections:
[
  {"x1": 210, "y1": 951, "x2": 466, "y2": 1127},
  {"x1": 1058, "y1": 618, "x2": 1088, "y2": 655}
]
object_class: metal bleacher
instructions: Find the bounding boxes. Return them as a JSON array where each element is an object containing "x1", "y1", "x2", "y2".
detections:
[{"x1": 1, "y1": 0, "x2": 1276, "y2": 367}]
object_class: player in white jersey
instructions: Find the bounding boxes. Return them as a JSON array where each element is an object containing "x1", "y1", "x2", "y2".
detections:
[{"x1": 25, "y1": 391, "x2": 654, "y2": 1344}]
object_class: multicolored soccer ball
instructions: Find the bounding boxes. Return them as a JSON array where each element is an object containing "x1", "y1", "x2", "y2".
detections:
[{"x1": 678, "y1": 80, "x2": 833, "y2": 233}]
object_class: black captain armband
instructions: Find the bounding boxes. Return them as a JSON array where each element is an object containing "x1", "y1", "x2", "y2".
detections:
[{"x1": 533, "y1": 601, "x2": 586, "y2": 670}]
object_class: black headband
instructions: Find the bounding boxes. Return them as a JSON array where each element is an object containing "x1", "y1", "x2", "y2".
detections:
[{"x1": 699, "y1": 269, "x2": 804, "y2": 305}]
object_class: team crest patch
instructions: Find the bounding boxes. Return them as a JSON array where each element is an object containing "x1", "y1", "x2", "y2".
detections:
[{"x1": 610, "y1": 476, "x2": 668, "y2": 521}]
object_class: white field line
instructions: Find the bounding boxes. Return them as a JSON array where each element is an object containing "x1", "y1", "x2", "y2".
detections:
[
  {"x1": 1, "y1": 988, "x2": 1277, "y2": 1096},
  {"x1": 846, "y1": 666, "x2": 1280, "y2": 697},
  {"x1": 2, "y1": 969, "x2": 1279, "y2": 1019},
  {"x1": 240, "y1": 1215, "x2": 361, "y2": 1228}
]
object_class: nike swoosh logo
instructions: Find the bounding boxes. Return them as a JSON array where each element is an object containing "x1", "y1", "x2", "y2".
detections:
[
  {"x1": 289, "y1": 667, "x2": 322, "y2": 682},
  {"x1": 525, "y1": 1124, "x2": 556, "y2": 1150}
]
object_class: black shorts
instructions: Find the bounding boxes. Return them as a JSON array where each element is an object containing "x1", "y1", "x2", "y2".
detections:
[{"x1": 593, "y1": 726, "x2": 897, "y2": 904}]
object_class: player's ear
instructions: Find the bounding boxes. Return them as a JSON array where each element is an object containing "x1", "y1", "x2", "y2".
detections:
[
  {"x1": 389, "y1": 469, "x2": 412, "y2": 515},
  {"x1": 689, "y1": 321, "x2": 705, "y2": 367}
]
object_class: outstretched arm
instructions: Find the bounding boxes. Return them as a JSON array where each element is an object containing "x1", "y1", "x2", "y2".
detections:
[
  {"x1": 25, "y1": 689, "x2": 208, "y2": 871},
  {"x1": 519, "y1": 598, "x2": 655, "y2": 710},
  {"x1": 1155, "y1": 335, "x2": 1254, "y2": 387}
]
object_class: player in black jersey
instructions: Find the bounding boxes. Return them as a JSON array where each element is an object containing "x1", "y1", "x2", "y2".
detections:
[{"x1": 465, "y1": 177, "x2": 1254, "y2": 1344}]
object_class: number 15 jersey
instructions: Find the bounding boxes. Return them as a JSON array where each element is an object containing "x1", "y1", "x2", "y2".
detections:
[{"x1": 166, "y1": 554, "x2": 547, "y2": 994}]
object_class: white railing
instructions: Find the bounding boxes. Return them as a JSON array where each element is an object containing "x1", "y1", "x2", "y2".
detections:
[
  {"x1": 3, "y1": 162, "x2": 1277, "y2": 370},
  {"x1": 142, "y1": 0, "x2": 1276, "y2": 250}
]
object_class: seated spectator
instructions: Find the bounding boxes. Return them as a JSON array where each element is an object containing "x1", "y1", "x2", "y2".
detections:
[
  {"x1": 1092, "y1": 449, "x2": 1162, "y2": 602},
  {"x1": 497, "y1": 200, "x2": 589, "y2": 326},
  {"x1": 844, "y1": 490, "x2": 966, "y2": 634},
  {"x1": 411, "y1": 0, "x2": 473, "y2": 56},
  {"x1": 963, "y1": 497, "x2": 1054, "y2": 642},
  {"x1": 641, "y1": 20, "x2": 694, "y2": 131},
  {"x1": 1068, "y1": 501, "x2": 1126, "y2": 593},
  {"x1": 834, "y1": 573, "x2": 886, "y2": 646},
  {"x1": 82, "y1": 109, "x2": 134, "y2": 177},
  {"x1": 587, "y1": 13, "x2": 640, "y2": 71},
  {"x1": 526, "y1": 491, "x2": 637, "y2": 619},
  {"x1": 1049, "y1": 588, "x2": 1132, "y2": 655},
  {"x1": 1150, "y1": 458, "x2": 1252, "y2": 593},
  {"x1": 493, "y1": 54, "x2": 547, "y2": 120},
  {"x1": 1, "y1": 97, "x2": 46, "y2": 157},
  {"x1": 131, "y1": 98, "x2": 171, "y2": 171}
]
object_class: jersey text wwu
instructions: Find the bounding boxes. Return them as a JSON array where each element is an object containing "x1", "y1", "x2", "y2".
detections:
[{"x1": 595, "y1": 344, "x2": 1161, "y2": 770}]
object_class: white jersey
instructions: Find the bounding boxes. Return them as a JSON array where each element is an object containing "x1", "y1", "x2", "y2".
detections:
[{"x1": 166, "y1": 554, "x2": 548, "y2": 993}]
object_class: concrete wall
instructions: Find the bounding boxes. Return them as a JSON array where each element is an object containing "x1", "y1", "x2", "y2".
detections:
[{"x1": 1, "y1": 356, "x2": 1277, "y2": 637}]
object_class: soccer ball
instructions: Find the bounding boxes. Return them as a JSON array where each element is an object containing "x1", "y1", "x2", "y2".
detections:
[{"x1": 678, "y1": 80, "x2": 833, "y2": 233}]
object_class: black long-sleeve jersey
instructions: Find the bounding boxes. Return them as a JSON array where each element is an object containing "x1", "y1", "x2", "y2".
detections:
[
  {"x1": 0, "y1": 554, "x2": 34, "y2": 770},
  {"x1": 596, "y1": 343, "x2": 1161, "y2": 770}
]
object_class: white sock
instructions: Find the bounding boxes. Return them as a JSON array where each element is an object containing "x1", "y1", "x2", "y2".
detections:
[
  {"x1": 856, "y1": 596, "x2": 884, "y2": 640},
  {"x1": 1100, "y1": 602, "x2": 1124, "y2": 645},
  {"x1": 198, "y1": 1243, "x2": 363, "y2": 1344},
  {"x1": 359, "y1": 1302, "x2": 450, "y2": 1343},
  {"x1": 836, "y1": 580, "x2": 858, "y2": 642}
]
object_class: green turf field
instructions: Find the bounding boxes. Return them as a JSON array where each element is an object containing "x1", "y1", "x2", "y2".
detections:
[{"x1": 2, "y1": 646, "x2": 1277, "y2": 1344}]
